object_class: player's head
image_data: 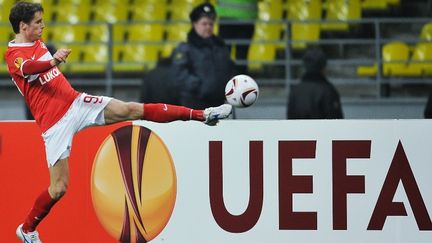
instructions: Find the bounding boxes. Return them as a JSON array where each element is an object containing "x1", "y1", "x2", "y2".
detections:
[
  {"x1": 9, "y1": 1, "x2": 44, "y2": 40},
  {"x1": 190, "y1": 3, "x2": 216, "y2": 39}
]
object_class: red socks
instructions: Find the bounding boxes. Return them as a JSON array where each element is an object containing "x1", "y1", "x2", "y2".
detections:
[
  {"x1": 143, "y1": 103, "x2": 204, "y2": 122},
  {"x1": 22, "y1": 189, "x2": 58, "y2": 233}
]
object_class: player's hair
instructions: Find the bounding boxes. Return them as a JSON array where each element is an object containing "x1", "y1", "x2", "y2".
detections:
[{"x1": 9, "y1": 1, "x2": 44, "y2": 34}]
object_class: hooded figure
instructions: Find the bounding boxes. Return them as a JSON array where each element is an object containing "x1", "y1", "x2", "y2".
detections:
[
  {"x1": 171, "y1": 3, "x2": 235, "y2": 110},
  {"x1": 287, "y1": 49, "x2": 344, "y2": 119}
]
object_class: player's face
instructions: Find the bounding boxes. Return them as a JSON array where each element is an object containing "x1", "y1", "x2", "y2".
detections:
[
  {"x1": 193, "y1": 17, "x2": 214, "y2": 39},
  {"x1": 21, "y1": 11, "x2": 45, "y2": 41}
]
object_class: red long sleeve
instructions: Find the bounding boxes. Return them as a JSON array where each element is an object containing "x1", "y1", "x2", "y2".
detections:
[{"x1": 22, "y1": 59, "x2": 53, "y2": 75}]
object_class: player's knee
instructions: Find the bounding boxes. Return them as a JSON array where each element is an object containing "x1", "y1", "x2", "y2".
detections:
[{"x1": 50, "y1": 180, "x2": 68, "y2": 200}]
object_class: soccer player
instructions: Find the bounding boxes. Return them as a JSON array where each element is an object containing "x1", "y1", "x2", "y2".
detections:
[{"x1": 6, "y1": 2, "x2": 232, "y2": 242}]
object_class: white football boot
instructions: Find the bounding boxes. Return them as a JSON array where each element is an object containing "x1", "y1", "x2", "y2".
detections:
[
  {"x1": 16, "y1": 224, "x2": 42, "y2": 243},
  {"x1": 204, "y1": 104, "x2": 233, "y2": 125}
]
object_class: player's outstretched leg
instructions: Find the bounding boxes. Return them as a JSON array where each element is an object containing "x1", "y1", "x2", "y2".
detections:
[
  {"x1": 203, "y1": 104, "x2": 233, "y2": 125},
  {"x1": 16, "y1": 224, "x2": 42, "y2": 243},
  {"x1": 105, "y1": 100, "x2": 232, "y2": 125},
  {"x1": 141, "y1": 103, "x2": 232, "y2": 125}
]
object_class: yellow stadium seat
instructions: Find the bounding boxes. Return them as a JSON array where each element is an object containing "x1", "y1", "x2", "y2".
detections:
[
  {"x1": 1, "y1": 0, "x2": 14, "y2": 22},
  {"x1": 408, "y1": 43, "x2": 432, "y2": 76},
  {"x1": 356, "y1": 64, "x2": 378, "y2": 76},
  {"x1": 162, "y1": 23, "x2": 190, "y2": 57},
  {"x1": 64, "y1": 44, "x2": 81, "y2": 63},
  {"x1": 322, "y1": 0, "x2": 361, "y2": 31},
  {"x1": 382, "y1": 41, "x2": 413, "y2": 77},
  {"x1": 0, "y1": 45, "x2": 9, "y2": 74},
  {"x1": 133, "y1": 0, "x2": 166, "y2": 3},
  {"x1": 86, "y1": 24, "x2": 126, "y2": 43},
  {"x1": 260, "y1": 0, "x2": 283, "y2": 20},
  {"x1": 170, "y1": 0, "x2": 202, "y2": 20},
  {"x1": 41, "y1": 0, "x2": 57, "y2": 5},
  {"x1": 86, "y1": 24, "x2": 108, "y2": 42},
  {"x1": 92, "y1": 2, "x2": 128, "y2": 23},
  {"x1": 420, "y1": 22, "x2": 432, "y2": 41},
  {"x1": 247, "y1": 44, "x2": 277, "y2": 71},
  {"x1": 361, "y1": 0, "x2": 387, "y2": 10},
  {"x1": 41, "y1": 4, "x2": 54, "y2": 22},
  {"x1": 126, "y1": 23, "x2": 164, "y2": 42},
  {"x1": 59, "y1": 0, "x2": 92, "y2": 5},
  {"x1": 287, "y1": 0, "x2": 322, "y2": 50},
  {"x1": 67, "y1": 44, "x2": 108, "y2": 73},
  {"x1": 46, "y1": 24, "x2": 86, "y2": 44},
  {"x1": 113, "y1": 44, "x2": 160, "y2": 72},
  {"x1": 0, "y1": 25, "x2": 14, "y2": 43},
  {"x1": 248, "y1": 1, "x2": 284, "y2": 71},
  {"x1": 51, "y1": 3, "x2": 91, "y2": 24},
  {"x1": 257, "y1": 0, "x2": 284, "y2": 36},
  {"x1": 357, "y1": 42, "x2": 414, "y2": 77},
  {"x1": 130, "y1": 2, "x2": 167, "y2": 21},
  {"x1": 61, "y1": 43, "x2": 82, "y2": 73}
]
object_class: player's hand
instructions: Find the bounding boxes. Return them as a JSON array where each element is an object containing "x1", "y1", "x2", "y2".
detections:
[{"x1": 52, "y1": 48, "x2": 72, "y2": 65}]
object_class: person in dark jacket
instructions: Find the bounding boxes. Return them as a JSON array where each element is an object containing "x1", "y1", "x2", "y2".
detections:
[
  {"x1": 140, "y1": 57, "x2": 180, "y2": 105},
  {"x1": 424, "y1": 92, "x2": 432, "y2": 118},
  {"x1": 172, "y1": 3, "x2": 235, "y2": 110},
  {"x1": 287, "y1": 49, "x2": 343, "y2": 119}
]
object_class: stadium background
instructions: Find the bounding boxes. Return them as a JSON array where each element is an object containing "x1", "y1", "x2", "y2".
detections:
[{"x1": 0, "y1": 0, "x2": 431, "y2": 119}]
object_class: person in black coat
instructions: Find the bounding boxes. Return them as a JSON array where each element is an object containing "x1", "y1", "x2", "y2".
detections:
[
  {"x1": 171, "y1": 3, "x2": 235, "y2": 110},
  {"x1": 424, "y1": 92, "x2": 432, "y2": 118},
  {"x1": 287, "y1": 49, "x2": 343, "y2": 119},
  {"x1": 140, "y1": 57, "x2": 180, "y2": 105}
]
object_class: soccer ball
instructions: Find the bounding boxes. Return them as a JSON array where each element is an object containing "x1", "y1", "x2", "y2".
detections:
[{"x1": 225, "y1": 74, "x2": 259, "y2": 107}]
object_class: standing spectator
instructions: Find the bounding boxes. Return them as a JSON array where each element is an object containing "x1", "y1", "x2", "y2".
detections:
[
  {"x1": 217, "y1": 0, "x2": 258, "y2": 74},
  {"x1": 140, "y1": 57, "x2": 180, "y2": 105},
  {"x1": 424, "y1": 92, "x2": 432, "y2": 118},
  {"x1": 287, "y1": 49, "x2": 344, "y2": 119},
  {"x1": 172, "y1": 3, "x2": 234, "y2": 110}
]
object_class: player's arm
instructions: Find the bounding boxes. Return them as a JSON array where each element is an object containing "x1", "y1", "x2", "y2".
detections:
[{"x1": 22, "y1": 48, "x2": 71, "y2": 75}]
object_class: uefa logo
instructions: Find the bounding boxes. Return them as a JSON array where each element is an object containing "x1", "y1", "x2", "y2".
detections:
[{"x1": 91, "y1": 125, "x2": 177, "y2": 242}]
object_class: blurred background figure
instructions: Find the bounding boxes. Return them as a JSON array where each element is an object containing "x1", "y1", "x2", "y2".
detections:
[
  {"x1": 172, "y1": 3, "x2": 234, "y2": 110},
  {"x1": 140, "y1": 57, "x2": 180, "y2": 105},
  {"x1": 217, "y1": 0, "x2": 257, "y2": 74},
  {"x1": 423, "y1": 92, "x2": 432, "y2": 118},
  {"x1": 287, "y1": 48, "x2": 344, "y2": 119}
]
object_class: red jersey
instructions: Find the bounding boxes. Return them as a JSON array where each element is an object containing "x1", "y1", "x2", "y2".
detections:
[{"x1": 5, "y1": 40, "x2": 79, "y2": 132}]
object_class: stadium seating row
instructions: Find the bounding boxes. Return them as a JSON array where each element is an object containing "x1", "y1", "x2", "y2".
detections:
[
  {"x1": 247, "y1": 0, "x2": 400, "y2": 71},
  {"x1": 0, "y1": 43, "x2": 162, "y2": 73},
  {"x1": 357, "y1": 42, "x2": 432, "y2": 77},
  {"x1": 0, "y1": 0, "x2": 211, "y2": 23},
  {"x1": 1, "y1": 0, "x2": 428, "y2": 76},
  {"x1": 357, "y1": 22, "x2": 432, "y2": 77},
  {"x1": 0, "y1": 0, "x2": 397, "y2": 48}
]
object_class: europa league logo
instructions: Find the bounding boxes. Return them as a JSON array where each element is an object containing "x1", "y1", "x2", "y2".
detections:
[{"x1": 91, "y1": 125, "x2": 177, "y2": 242}]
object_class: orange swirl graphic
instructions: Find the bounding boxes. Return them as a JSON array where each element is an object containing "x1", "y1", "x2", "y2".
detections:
[{"x1": 91, "y1": 125, "x2": 176, "y2": 242}]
